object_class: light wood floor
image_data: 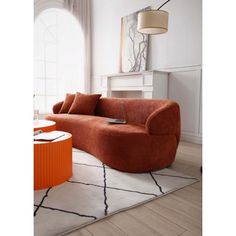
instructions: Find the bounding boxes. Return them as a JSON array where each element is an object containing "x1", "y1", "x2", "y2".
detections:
[{"x1": 67, "y1": 141, "x2": 202, "y2": 236}]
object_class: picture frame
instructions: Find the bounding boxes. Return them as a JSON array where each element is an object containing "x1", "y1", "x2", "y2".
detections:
[{"x1": 119, "y1": 7, "x2": 150, "y2": 73}]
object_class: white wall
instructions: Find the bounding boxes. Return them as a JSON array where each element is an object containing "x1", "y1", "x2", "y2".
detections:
[
  {"x1": 91, "y1": 0, "x2": 202, "y2": 87},
  {"x1": 168, "y1": 68, "x2": 202, "y2": 143},
  {"x1": 91, "y1": 0, "x2": 202, "y2": 143}
]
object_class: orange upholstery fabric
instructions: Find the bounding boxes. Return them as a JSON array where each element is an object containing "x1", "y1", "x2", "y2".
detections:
[
  {"x1": 53, "y1": 101, "x2": 64, "y2": 114},
  {"x1": 59, "y1": 93, "x2": 75, "y2": 113},
  {"x1": 34, "y1": 133, "x2": 72, "y2": 190},
  {"x1": 68, "y1": 92, "x2": 101, "y2": 115},
  {"x1": 95, "y1": 98, "x2": 168, "y2": 124},
  {"x1": 48, "y1": 98, "x2": 180, "y2": 173},
  {"x1": 146, "y1": 102, "x2": 181, "y2": 144}
]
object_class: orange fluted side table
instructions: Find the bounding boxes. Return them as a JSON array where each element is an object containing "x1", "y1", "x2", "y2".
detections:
[
  {"x1": 34, "y1": 132, "x2": 72, "y2": 190},
  {"x1": 34, "y1": 119, "x2": 56, "y2": 132}
]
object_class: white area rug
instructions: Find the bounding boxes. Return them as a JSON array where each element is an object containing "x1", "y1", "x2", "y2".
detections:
[{"x1": 34, "y1": 149, "x2": 198, "y2": 236}]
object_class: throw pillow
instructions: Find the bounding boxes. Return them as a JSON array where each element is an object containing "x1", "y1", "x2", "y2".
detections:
[
  {"x1": 59, "y1": 93, "x2": 75, "y2": 113},
  {"x1": 68, "y1": 92, "x2": 101, "y2": 115}
]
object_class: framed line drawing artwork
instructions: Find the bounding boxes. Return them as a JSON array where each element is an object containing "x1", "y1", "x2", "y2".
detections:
[{"x1": 119, "y1": 7, "x2": 150, "y2": 73}]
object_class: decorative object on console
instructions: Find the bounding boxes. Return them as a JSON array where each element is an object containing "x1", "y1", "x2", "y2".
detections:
[
  {"x1": 120, "y1": 7, "x2": 150, "y2": 73},
  {"x1": 68, "y1": 92, "x2": 101, "y2": 115},
  {"x1": 137, "y1": 0, "x2": 171, "y2": 35},
  {"x1": 34, "y1": 148, "x2": 198, "y2": 236},
  {"x1": 59, "y1": 93, "x2": 75, "y2": 113}
]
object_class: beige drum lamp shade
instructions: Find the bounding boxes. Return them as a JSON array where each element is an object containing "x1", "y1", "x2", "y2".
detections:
[
  {"x1": 137, "y1": 10, "x2": 168, "y2": 35},
  {"x1": 137, "y1": 0, "x2": 171, "y2": 35}
]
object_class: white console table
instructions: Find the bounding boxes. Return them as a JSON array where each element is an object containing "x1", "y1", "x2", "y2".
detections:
[{"x1": 101, "y1": 70, "x2": 169, "y2": 99}]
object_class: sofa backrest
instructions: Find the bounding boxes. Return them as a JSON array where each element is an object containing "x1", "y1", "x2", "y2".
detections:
[{"x1": 95, "y1": 98, "x2": 173, "y2": 124}]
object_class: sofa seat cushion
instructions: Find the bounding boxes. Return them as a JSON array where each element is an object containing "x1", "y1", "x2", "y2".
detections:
[
  {"x1": 46, "y1": 114, "x2": 146, "y2": 136},
  {"x1": 46, "y1": 113, "x2": 177, "y2": 172}
]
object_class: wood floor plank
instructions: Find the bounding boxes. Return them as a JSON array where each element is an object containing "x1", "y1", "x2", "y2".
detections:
[
  {"x1": 189, "y1": 181, "x2": 202, "y2": 191},
  {"x1": 172, "y1": 186, "x2": 202, "y2": 207},
  {"x1": 176, "y1": 143, "x2": 202, "y2": 170},
  {"x1": 169, "y1": 162, "x2": 202, "y2": 180},
  {"x1": 108, "y1": 212, "x2": 161, "y2": 236},
  {"x1": 66, "y1": 228, "x2": 94, "y2": 236},
  {"x1": 145, "y1": 198, "x2": 202, "y2": 235},
  {"x1": 177, "y1": 147, "x2": 201, "y2": 159},
  {"x1": 127, "y1": 205, "x2": 186, "y2": 236},
  {"x1": 155, "y1": 194, "x2": 202, "y2": 224},
  {"x1": 179, "y1": 230, "x2": 200, "y2": 236},
  {"x1": 177, "y1": 142, "x2": 202, "y2": 157},
  {"x1": 86, "y1": 220, "x2": 127, "y2": 236},
  {"x1": 175, "y1": 152, "x2": 202, "y2": 167}
]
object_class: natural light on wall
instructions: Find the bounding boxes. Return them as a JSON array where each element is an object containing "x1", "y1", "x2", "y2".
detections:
[{"x1": 34, "y1": 8, "x2": 84, "y2": 114}]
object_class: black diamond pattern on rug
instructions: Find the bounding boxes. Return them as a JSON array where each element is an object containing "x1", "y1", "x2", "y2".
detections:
[{"x1": 34, "y1": 149, "x2": 198, "y2": 236}]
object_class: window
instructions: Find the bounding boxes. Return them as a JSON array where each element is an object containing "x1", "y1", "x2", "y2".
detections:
[{"x1": 34, "y1": 8, "x2": 84, "y2": 113}]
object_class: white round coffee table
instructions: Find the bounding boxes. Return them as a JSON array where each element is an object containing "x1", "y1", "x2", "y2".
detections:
[{"x1": 34, "y1": 119, "x2": 56, "y2": 132}]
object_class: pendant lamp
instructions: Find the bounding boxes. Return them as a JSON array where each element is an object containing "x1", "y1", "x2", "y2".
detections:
[{"x1": 137, "y1": 0, "x2": 171, "y2": 35}]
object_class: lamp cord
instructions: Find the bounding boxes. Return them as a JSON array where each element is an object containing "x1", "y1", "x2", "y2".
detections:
[{"x1": 157, "y1": 0, "x2": 171, "y2": 10}]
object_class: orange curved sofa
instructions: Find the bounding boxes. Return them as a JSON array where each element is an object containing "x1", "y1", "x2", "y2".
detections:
[{"x1": 46, "y1": 98, "x2": 180, "y2": 173}]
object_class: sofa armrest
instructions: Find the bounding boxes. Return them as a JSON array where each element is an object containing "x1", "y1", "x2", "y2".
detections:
[
  {"x1": 145, "y1": 102, "x2": 181, "y2": 144},
  {"x1": 52, "y1": 101, "x2": 64, "y2": 114}
]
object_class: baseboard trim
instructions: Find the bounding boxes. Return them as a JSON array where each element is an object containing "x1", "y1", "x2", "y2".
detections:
[{"x1": 181, "y1": 133, "x2": 202, "y2": 144}]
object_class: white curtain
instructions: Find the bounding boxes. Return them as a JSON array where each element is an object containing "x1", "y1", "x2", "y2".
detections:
[
  {"x1": 34, "y1": 0, "x2": 64, "y2": 19},
  {"x1": 64, "y1": 0, "x2": 91, "y2": 93}
]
